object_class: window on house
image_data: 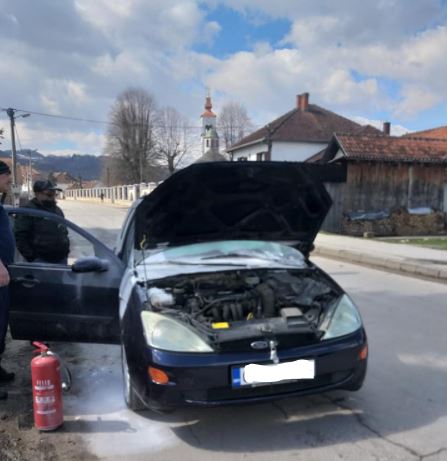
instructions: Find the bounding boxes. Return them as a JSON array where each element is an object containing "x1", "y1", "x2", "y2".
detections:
[{"x1": 206, "y1": 140, "x2": 210, "y2": 147}]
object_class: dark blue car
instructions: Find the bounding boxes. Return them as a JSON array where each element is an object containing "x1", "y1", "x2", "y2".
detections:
[{"x1": 7, "y1": 162, "x2": 367, "y2": 412}]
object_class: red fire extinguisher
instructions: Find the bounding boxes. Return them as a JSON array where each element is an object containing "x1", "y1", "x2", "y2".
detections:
[{"x1": 31, "y1": 342, "x2": 64, "y2": 431}]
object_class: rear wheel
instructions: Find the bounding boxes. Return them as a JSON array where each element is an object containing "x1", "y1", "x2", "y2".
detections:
[{"x1": 121, "y1": 345, "x2": 146, "y2": 411}]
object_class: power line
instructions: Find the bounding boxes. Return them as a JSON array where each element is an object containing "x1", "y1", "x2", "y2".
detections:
[
  {"x1": 1, "y1": 106, "x2": 263, "y2": 130},
  {"x1": 16, "y1": 108, "x2": 110, "y2": 126}
]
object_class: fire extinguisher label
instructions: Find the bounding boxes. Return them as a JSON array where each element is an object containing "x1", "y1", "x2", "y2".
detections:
[
  {"x1": 35, "y1": 396, "x2": 56, "y2": 404},
  {"x1": 35, "y1": 379, "x2": 54, "y2": 390},
  {"x1": 37, "y1": 409, "x2": 57, "y2": 415}
]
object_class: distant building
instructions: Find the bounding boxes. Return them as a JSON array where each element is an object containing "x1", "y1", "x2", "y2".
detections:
[
  {"x1": 227, "y1": 92, "x2": 378, "y2": 162},
  {"x1": 51, "y1": 171, "x2": 78, "y2": 196},
  {"x1": 310, "y1": 133, "x2": 447, "y2": 234}
]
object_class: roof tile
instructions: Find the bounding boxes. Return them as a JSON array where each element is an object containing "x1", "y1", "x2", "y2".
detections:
[
  {"x1": 404, "y1": 125, "x2": 447, "y2": 139},
  {"x1": 335, "y1": 134, "x2": 447, "y2": 163},
  {"x1": 228, "y1": 104, "x2": 364, "y2": 151}
]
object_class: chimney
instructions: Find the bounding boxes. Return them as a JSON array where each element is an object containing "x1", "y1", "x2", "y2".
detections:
[
  {"x1": 296, "y1": 92, "x2": 309, "y2": 111},
  {"x1": 383, "y1": 121, "x2": 391, "y2": 135}
]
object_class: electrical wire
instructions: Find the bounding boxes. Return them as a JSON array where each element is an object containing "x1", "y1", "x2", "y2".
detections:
[
  {"x1": 1, "y1": 106, "x2": 263, "y2": 130},
  {"x1": 14, "y1": 109, "x2": 111, "y2": 126}
]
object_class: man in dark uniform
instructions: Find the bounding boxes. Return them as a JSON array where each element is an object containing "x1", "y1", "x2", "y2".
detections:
[
  {"x1": 0, "y1": 161, "x2": 16, "y2": 400},
  {"x1": 14, "y1": 180, "x2": 69, "y2": 264}
]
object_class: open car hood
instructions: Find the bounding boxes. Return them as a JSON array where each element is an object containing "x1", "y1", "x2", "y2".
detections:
[{"x1": 135, "y1": 162, "x2": 340, "y2": 254}]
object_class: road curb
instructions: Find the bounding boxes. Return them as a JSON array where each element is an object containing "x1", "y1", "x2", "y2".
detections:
[{"x1": 313, "y1": 246, "x2": 447, "y2": 283}]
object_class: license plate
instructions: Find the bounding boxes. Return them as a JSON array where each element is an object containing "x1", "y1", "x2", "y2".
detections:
[{"x1": 231, "y1": 359, "x2": 315, "y2": 388}]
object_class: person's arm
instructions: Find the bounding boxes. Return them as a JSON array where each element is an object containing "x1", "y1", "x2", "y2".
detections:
[
  {"x1": 0, "y1": 260, "x2": 9, "y2": 287},
  {"x1": 14, "y1": 215, "x2": 36, "y2": 262}
]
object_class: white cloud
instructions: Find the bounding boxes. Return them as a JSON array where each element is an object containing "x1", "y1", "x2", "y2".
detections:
[
  {"x1": 394, "y1": 85, "x2": 440, "y2": 118},
  {"x1": 351, "y1": 116, "x2": 411, "y2": 136},
  {"x1": 205, "y1": 47, "x2": 382, "y2": 120},
  {"x1": 1, "y1": 0, "x2": 447, "y2": 158}
]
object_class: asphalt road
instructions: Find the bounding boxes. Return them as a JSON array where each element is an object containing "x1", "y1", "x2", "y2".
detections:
[{"x1": 50, "y1": 200, "x2": 447, "y2": 461}]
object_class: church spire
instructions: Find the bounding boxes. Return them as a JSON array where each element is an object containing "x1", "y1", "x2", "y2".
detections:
[
  {"x1": 201, "y1": 91, "x2": 219, "y2": 155},
  {"x1": 201, "y1": 94, "x2": 216, "y2": 118}
]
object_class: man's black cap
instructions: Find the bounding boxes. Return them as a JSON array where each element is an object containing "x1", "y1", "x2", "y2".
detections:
[
  {"x1": 0, "y1": 161, "x2": 11, "y2": 175},
  {"x1": 33, "y1": 180, "x2": 62, "y2": 193}
]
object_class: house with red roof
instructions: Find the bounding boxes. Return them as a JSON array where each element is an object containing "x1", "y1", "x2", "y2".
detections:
[
  {"x1": 311, "y1": 133, "x2": 447, "y2": 234},
  {"x1": 227, "y1": 93, "x2": 381, "y2": 161}
]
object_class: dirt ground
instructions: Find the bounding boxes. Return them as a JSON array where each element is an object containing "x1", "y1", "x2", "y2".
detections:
[{"x1": 0, "y1": 335, "x2": 97, "y2": 461}]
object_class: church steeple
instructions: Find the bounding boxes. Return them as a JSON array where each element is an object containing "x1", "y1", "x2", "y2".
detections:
[{"x1": 201, "y1": 92, "x2": 219, "y2": 155}]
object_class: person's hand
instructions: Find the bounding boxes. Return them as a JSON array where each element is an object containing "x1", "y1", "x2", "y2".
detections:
[{"x1": 0, "y1": 261, "x2": 10, "y2": 287}]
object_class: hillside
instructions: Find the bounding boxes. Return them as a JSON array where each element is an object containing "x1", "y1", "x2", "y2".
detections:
[{"x1": 0, "y1": 150, "x2": 103, "y2": 180}]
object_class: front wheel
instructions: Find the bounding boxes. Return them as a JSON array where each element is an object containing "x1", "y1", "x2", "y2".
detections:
[{"x1": 121, "y1": 345, "x2": 146, "y2": 411}]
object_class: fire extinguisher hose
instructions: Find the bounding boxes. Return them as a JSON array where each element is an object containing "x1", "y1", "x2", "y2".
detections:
[{"x1": 48, "y1": 351, "x2": 72, "y2": 391}]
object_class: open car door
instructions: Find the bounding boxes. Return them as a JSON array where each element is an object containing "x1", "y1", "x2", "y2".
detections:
[{"x1": 6, "y1": 207, "x2": 124, "y2": 344}]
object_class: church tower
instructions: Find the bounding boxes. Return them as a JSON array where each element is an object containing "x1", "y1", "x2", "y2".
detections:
[{"x1": 201, "y1": 94, "x2": 219, "y2": 155}]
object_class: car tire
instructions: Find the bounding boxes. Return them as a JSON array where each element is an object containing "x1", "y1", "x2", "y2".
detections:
[{"x1": 121, "y1": 345, "x2": 146, "y2": 411}]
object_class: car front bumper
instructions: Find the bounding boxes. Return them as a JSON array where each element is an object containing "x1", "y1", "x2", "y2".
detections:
[{"x1": 137, "y1": 328, "x2": 367, "y2": 410}]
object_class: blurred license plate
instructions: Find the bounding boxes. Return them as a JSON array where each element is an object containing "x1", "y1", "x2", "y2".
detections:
[{"x1": 232, "y1": 359, "x2": 315, "y2": 388}]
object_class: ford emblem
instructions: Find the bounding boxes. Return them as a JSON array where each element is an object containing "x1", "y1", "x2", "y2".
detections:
[{"x1": 250, "y1": 341, "x2": 269, "y2": 350}]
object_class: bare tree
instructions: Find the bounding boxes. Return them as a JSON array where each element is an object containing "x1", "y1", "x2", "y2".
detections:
[
  {"x1": 104, "y1": 88, "x2": 158, "y2": 184},
  {"x1": 218, "y1": 102, "x2": 253, "y2": 149},
  {"x1": 155, "y1": 107, "x2": 192, "y2": 174}
]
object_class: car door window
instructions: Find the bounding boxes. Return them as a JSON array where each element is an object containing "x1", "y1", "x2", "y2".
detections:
[
  {"x1": 12, "y1": 213, "x2": 69, "y2": 265},
  {"x1": 11, "y1": 213, "x2": 96, "y2": 265},
  {"x1": 67, "y1": 227, "x2": 95, "y2": 264}
]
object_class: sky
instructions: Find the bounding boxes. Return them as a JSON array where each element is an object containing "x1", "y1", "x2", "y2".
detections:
[{"x1": 1, "y1": 0, "x2": 447, "y2": 157}]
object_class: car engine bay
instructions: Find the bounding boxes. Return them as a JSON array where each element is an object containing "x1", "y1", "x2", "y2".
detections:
[{"x1": 143, "y1": 269, "x2": 341, "y2": 349}]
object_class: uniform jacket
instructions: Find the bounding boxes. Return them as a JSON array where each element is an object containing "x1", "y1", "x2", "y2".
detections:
[{"x1": 14, "y1": 199, "x2": 69, "y2": 263}]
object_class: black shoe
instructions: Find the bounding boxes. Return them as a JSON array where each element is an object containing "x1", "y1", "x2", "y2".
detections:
[
  {"x1": 0, "y1": 390, "x2": 7, "y2": 400},
  {"x1": 0, "y1": 367, "x2": 15, "y2": 383}
]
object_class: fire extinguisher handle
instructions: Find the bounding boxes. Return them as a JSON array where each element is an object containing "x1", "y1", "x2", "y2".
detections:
[{"x1": 32, "y1": 341, "x2": 49, "y2": 353}]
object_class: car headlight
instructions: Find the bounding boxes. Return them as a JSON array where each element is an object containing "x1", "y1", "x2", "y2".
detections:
[
  {"x1": 141, "y1": 311, "x2": 214, "y2": 352},
  {"x1": 321, "y1": 294, "x2": 362, "y2": 340}
]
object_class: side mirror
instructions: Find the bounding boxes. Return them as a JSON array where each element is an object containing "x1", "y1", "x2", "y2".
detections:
[{"x1": 71, "y1": 256, "x2": 109, "y2": 273}]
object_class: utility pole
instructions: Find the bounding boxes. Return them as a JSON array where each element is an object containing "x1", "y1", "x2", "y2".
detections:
[
  {"x1": 28, "y1": 150, "x2": 32, "y2": 198},
  {"x1": 6, "y1": 109, "x2": 18, "y2": 197},
  {"x1": 4, "y1": 108, "x2": 30, "y2": 205}
]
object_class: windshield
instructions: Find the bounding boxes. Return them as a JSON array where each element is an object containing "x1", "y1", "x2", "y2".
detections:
[{"x1": 136, "y1": 240, "x2": 306, "y2": 267}]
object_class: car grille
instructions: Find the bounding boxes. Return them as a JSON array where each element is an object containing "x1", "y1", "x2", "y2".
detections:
[{"x1": 216, "y1": 333, "x2": 320, "y2": 353}]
